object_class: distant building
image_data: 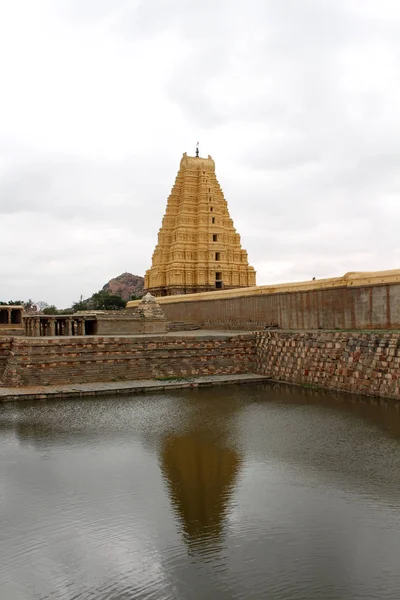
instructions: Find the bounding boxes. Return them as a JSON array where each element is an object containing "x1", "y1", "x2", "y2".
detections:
[
  {"x1": 0, "y1": 305, "x2": 24, "y2": 336},
  {"x1": 144, "y1": 151, "x2": 256, "y2": 296},
  {"x1": 23, "y1": 294, "x2": 167, "y2": 337}
]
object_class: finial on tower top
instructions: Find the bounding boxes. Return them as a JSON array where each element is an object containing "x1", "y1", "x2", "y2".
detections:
[{"x1": 195, "y1": 141, "x2": 199, "y2": 157}]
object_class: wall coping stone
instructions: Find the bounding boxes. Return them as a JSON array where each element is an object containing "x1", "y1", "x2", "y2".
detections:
[{"x1": 128, "y1": 268, "x2": 400, "y2": 307}]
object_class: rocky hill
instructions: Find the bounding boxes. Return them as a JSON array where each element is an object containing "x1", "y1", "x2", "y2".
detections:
[{"x1": 102, "y1": 272, "x2": 144, "y2": 301}]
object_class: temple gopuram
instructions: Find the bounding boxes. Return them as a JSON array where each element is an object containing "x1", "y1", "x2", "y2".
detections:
[{"x1": 144, "y1": 150, "x2": 256, "y2": 296}]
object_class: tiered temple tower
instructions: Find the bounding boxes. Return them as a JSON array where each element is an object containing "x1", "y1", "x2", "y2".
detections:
[{"x1": 144, "y1": 151, "x2": 256, "y2": 296}]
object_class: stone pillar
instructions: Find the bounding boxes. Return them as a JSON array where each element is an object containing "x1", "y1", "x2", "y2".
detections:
[
  {"x1": 7, "y1": 308, "x2": 11, "y2": 324},
  {"x1": 65, "y1": 318, "x2": 71, "y2": 336},
  {"x1": 49, "y1": 318, "x2": 56, "y2": 336},
  {"x1": 76, "y1": 319, "x2": 83, "y2": 336}
]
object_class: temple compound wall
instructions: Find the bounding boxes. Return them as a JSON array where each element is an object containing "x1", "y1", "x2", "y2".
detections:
[{"x1": 128, "y1": 269, "x2": 400, "y2": 331}]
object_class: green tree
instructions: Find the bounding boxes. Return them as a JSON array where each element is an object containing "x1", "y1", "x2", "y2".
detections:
[
  {"x1": 71, "y1": 291, "x2": 125, "y2": 312},
  {"x1": 91, "y1": 290, "x2": 125, "y2": 310},
  {"x1": 23, "y1": 299, "x2": 36, "y2": 312},
  {"x1": 42, "y1": 305, "x2": 59, "y2": 315},
  {"x1": 71, "y1": 299, "x2": 91, "y2": 313}
]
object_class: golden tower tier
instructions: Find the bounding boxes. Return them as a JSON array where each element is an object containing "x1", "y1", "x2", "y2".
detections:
[{"x1": 144, "y1": 152, "x2": 256, "y2": 296}]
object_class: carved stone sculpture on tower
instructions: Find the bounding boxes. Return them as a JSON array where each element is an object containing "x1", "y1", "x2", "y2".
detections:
[{"x1": 144, "y1": 152, "x2": 256, "y2": 296}]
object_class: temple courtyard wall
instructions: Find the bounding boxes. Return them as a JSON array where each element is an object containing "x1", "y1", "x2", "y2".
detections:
[{"x1": 128, "y1": 270, "x2": 400, "y2": 331}]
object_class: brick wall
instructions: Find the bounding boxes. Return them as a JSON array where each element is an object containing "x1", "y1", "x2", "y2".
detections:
[
  {"x1": 1, "y1": 334, "x2": 255, "y2": 387},
  {"x1": 255, "y1": 331, "x2": 400, "y2": 400}
]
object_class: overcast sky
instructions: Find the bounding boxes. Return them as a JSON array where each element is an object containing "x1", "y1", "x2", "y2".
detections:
[{"x1": 1, "y1": 0, "x2": 400, "y2": 307}]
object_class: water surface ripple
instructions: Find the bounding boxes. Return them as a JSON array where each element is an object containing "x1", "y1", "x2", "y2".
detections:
[{"x1": 1, "y1": 384, "x2": 400, "y2": 599}]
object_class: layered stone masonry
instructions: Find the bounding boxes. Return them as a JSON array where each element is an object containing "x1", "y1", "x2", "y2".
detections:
[
  {"x1": 3, "y1": 329, "x2": 400, "y2": 401},
  {"x1": 255, "y1": 330, "x2": 400, "y2": 400},
  {"x1": 0, "y1": 334, "x2": 256, "y2": 387},
  {"x1": 0, "y1": 338, "x2": 12, "y2": 379}
]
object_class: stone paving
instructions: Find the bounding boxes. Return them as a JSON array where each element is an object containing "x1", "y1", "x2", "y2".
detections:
[{"x1": 0, "y1": 373, "x2": 271, "y2": 402}]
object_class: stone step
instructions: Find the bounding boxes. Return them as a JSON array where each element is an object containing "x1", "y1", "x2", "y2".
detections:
[
  {"x1": 0, "y1": 373, "x2": 271, "y2": 402},
  {"x1": 167, "y1": 321, "x2": 201, "y2": 331}
]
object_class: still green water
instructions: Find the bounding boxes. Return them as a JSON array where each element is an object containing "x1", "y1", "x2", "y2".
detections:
[{"x1": 1, "y1": 383, "x2": 400, "y2": 600}]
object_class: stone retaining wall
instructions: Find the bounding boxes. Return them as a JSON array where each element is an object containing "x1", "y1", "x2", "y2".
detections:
[
  {"x1": 167, "y1": 321, "x2": 201, "y2": 332},
  {"x1": 0, "y1": 327, "x2": 24, "y2": 337},
  {"x1": 255, "y1": 331, "x2": 400, "y2": 400},
  {"x1": 0, "y1": 338, "x2": 11, "y2": 378},
  {"x1": 0, "y1": 334, "x2": 255, "y2": 387},
  {"x1": 3, "y1": 330, "x2": 400, "y2": 401}
]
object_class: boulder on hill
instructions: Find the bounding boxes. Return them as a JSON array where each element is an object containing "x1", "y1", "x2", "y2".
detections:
[{"x1": 102, "y1": 272, "x2": 144, "y2": 301}]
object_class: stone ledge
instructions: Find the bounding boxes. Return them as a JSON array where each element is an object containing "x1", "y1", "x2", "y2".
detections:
[
  {"x1": 128, "y1": 268, "x2": 400, "y2": 307},
  {"x1": 0, "y1": 373, "x2": 271, "y2": 402}
]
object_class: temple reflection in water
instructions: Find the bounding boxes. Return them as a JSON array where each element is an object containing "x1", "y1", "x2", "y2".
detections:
[{"x1": 160, "y1": 433, "x2": 240, "y2": 553}]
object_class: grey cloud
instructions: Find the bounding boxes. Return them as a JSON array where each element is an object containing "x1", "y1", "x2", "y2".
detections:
[
  {"x1": 126, "y1": 0, "x2": 240, "y2": 39},
  {"x1": 54, "y1": 0, "x2": 129, "y2": 24},
  {"x1": 166, "y1": 50, "x2": 230, "y2": 128},
  {"x1": 1, "y1": 0, "x2": 400, "y2": 305},
  {"x1": 0, "y1": 154, "x2": 170, "y2": 225}
]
